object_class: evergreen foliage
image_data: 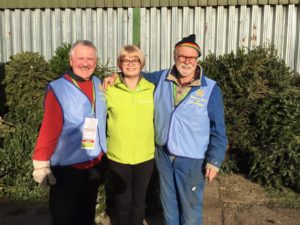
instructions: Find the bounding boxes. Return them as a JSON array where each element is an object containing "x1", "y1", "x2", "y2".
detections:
[
  {"x1": 3, "y1": 52, "x2": 58, "y2": 111},
  {"x1": 202, "y1": 46, "x2": 299, "y2": 190},
  {"x1": 0, "y1": 52, "x2": 57, "y2": 199},
  {"x1": 250, "y1": 89, "x2": 300, "y2": 189},
  {"x1": 49, "y1": 43, "x2": 72, "y2": 75},
  {"x1": 0, "y1": 63, "x2": 6, "y2": 116}
]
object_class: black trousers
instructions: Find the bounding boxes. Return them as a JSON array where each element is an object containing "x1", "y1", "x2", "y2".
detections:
[
  {"x1": 108, "y1": 159, "x2": 154, "y2": 225},
  {"x1": 49, "y1": 163, "x2": 104, "y2": 225}
]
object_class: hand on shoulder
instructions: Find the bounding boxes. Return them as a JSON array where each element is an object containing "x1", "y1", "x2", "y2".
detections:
[{"x1": 102, "y1": 73, "x2": 118, "y2": 91}]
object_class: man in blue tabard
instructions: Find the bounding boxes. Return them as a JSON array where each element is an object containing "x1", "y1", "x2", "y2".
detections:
[
  {"x1": 32, "y1": 40, "x2": 107, "y2": 225},
  {"x1": 143, "y1": 34, "x2": 228, "y2": 225}
]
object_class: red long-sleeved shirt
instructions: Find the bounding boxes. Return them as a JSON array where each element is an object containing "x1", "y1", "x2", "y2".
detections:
[{"x1": 32, "y1": 74, "x2": 103, "y2": 169}]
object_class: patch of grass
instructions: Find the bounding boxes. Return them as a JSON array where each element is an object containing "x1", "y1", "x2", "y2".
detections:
[{"x1": 266, "y1": 186, "x2": 300, "y2": 209}]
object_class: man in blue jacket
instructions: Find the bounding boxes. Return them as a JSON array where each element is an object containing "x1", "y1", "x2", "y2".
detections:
[
  {"x1": 104, "y1": 35, "x2": 227, "y2": 225},
  {"x1": 143, "y1": 34, "x2": 227, "y2": 225}
]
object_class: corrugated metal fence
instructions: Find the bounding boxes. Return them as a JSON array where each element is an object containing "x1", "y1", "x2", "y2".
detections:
[
  {"x1": 0, "y1": 5, "x2": 300, "y2": 73},
  {"x1": 0, "y1": 8, "x2": 133, "y2": 68},
  {"x1": 140, "y1": 5, "x2": 300, "y2": 72}
]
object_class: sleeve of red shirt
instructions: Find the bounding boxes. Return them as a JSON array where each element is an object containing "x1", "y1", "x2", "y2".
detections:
[{"x1": 32, "y1": 88, "x2": 63, "y2": 161}]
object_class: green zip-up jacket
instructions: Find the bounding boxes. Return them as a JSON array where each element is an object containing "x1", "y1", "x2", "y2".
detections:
[{"x1": 106, "y1": 75, "x2": 155, "y2": 164}]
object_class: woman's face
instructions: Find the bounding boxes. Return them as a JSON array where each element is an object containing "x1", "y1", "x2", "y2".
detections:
[{"x1": 120, "y1": 54, "x2": 142, "y2": 78}]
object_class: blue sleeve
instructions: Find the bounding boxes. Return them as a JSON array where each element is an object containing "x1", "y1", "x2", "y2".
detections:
[
  {"x1": 142, "y1": 70, "x2": 164, "y2": 86},
  {"x1": 206, "y1": 84, "x2": 228, "y2": 168}
]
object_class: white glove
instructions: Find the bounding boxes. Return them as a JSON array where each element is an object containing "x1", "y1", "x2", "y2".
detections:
[{"x1": 32, "y1": 160, "x2": 57, "y2": 187}]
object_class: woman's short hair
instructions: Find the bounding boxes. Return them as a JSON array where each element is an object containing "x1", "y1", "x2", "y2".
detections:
[{"x1": 117, "y1": 45, "x2": 145, "y2": 69}]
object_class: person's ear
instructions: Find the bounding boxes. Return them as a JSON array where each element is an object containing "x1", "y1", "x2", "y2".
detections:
[
  {"x1": 173, "y1": 49, "x2": 177, "y2": 62},
  {"x1": 69, "y1": 57, "x2": 72, "y2": 67}
]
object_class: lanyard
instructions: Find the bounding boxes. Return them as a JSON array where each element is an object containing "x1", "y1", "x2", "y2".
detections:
[{"x1": 71, "y1": 78, "x2": 96, "y2": 117}]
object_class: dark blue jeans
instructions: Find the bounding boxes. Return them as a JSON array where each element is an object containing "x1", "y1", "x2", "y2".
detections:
[{"x1": 155, "y1": 147, "x2": 205, "y2": 225}]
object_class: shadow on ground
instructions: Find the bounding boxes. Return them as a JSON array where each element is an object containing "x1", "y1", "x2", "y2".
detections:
[{"x1": 0, "y1": 174, "x2": 299, "y2": 225}]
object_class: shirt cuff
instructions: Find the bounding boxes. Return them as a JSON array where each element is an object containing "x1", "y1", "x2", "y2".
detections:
[{"x1": 206, "y1": 163, "x2": 220, "y2": 173}]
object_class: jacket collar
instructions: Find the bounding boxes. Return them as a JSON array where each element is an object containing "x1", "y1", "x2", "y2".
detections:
[
  {"x1": 114, "y1": 73, "x2": 152, "y2": 92},
  {"x1": 65, "y1": 70, "x2": 93, "y2": 82}
]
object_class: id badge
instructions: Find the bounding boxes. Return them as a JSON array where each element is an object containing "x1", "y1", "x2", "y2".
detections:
[{"x1": 81, "y1": 117, "x2": 98, "y2": 150}]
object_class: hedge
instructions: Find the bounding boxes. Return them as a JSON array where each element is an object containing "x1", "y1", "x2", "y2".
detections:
[{"x1": 202, "y1": 45, "x2": 299, "y2": 190}]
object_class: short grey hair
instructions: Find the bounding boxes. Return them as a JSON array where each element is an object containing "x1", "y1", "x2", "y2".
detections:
[{"x1": 69, "y1": 40, "x2": 98, "y2": 58}]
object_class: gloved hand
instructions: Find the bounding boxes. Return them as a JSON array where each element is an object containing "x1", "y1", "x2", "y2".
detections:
[{"x1": 32, "y1": 160, "x2": 57, "y2": 188}]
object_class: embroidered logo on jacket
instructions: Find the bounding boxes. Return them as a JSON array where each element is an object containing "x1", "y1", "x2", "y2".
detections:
[{"x1": 189, "y1": 95, "x2": 207, "y2": 107}]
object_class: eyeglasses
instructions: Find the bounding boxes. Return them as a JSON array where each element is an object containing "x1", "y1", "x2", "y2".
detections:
[
  {"x1": 176, "y1": 54, "x2": 198, "y2": 63},
  {"x1": 121, "y1": 59, "x2": 141, "y2": 66}
]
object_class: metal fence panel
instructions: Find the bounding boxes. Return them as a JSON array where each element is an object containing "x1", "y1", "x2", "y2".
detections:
[
  {"x1": 285, "y1": 4, "x2": 297, "y2": 69},
  {"x1": 0, "y1": 8, "x2": 133, "y2": 70},
  {"x1": 216, "y1": 6, "x2": 226, "y2": 56},
  {"x1": 140, "y1": 5, "x2": 300, "y2": 73}
]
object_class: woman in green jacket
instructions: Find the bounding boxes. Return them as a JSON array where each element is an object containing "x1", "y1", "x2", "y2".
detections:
[{"x1": 106, "y1": 45, "x2": 155, "y2": 225}]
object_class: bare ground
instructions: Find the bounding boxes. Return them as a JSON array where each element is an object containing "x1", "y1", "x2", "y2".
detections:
[
  {"x1": 0, "y1": 174, "x2": 299, "y2": 225},
  {"x1": 217, "y1": 174, "x2": 299, "y2": 225}
]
